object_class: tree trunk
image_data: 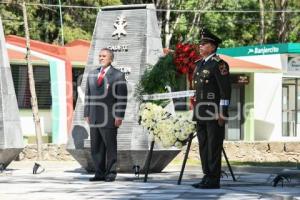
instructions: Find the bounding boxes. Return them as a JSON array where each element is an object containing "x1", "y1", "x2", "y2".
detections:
[
  {"x1": 273, "y1": 0, "x2": 288, "y2": 42},
  {"x1": 58, "y1": 0, "x2": 64, "y2": 46},
  {"x1": 164, "y1": 0, "x2": 183, "y2": 48},
  {"x1": 186, "y1": 0, "x2": 217, "y2": 42},
  {"x1": 22, "y1": 1, "x2": 43, "y2": 160},
  {"x1": 259, "y1": 0, "x2": 265, "y2": 44},
  {"x1": 164, "y1": 0, "x2": 171, "y2": 48},
  {"x1": 186, "y1": 13, "x2": 200, "y2": 40}
]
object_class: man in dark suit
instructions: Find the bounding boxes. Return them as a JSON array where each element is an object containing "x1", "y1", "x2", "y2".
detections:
[
  {"x1": 192, "y1": 29, "x2": 231, "y2": 189},
  {"x1": 84, "y1": 48, "x2": 127, "y2": 182}
]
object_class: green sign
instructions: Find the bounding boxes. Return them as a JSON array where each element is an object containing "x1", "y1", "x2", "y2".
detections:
[{"x1": 218, "y1": 43, "x2": 300, "y2": 57}]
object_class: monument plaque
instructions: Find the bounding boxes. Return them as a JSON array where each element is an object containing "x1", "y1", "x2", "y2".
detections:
[
  {"x1": 67, "y1": 4, "x2": 179, "y2": 172},
  {"x1": 0, "y1": 16, "x2": 24, "y2": 169}
]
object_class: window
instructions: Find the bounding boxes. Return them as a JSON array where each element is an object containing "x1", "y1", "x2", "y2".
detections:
[
  {"x1": 11, "y1": 65, "x2": 51, "y2": 109},
  {"x1": 72, "y1": 67, "x2": 85, "y2": 107},
  {"x1": 282, "y1": 78, "x2": 300, "y2": 137}
]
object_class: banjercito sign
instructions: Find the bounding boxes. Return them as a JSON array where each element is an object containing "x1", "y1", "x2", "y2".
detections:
[{"x1": 218, "y1": 43, "x2": 290, "y2": 57}]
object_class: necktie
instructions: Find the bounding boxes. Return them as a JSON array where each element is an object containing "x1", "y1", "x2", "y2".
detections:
[{"x1": 97, "y1": 69, "x2": 105, "y2": 86}]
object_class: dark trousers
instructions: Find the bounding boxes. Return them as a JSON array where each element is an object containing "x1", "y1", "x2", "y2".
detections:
[
  {"x1": 90, "y1": 127, "x2": 117, "y2": 178},
  {"x1": 196, "y1": 120, "x2": 225, "y2": 181}
]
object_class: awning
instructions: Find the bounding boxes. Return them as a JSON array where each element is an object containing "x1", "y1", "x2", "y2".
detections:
[{"x1": 220, "y1": 54, "x2": 280, "y2": 73}]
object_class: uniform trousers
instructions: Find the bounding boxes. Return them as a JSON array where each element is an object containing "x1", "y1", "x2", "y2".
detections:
[{"x1": 196, "y1": 120, "x2": 225, "y2": 181}]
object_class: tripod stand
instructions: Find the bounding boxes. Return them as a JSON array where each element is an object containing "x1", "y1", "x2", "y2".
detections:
[
  {"x1": 143, "y1": 132, "x2": 236, "y2": 184},
  {"x1": 177, "y1": 133, "x2": 236, "y2": 185}
]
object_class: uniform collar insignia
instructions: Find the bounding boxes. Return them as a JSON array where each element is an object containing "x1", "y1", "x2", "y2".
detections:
[
  {"x1": 212, "y1": 55, "x2": 221, "y2": 62},
  {"x1": 194, "y1": 58, "x2": 203, "y2": 63}
]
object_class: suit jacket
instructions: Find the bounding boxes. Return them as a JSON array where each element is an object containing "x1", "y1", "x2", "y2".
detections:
[
  {"x1": 84, "y1": 66, "x2": 128, "y2": 128},
  {"x1": 192, "y1": 55, "x2": 231, "y2": 121}
]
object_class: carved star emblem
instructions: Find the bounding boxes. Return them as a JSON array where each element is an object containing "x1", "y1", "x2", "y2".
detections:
[{"x1": 112, "y1": 16, "x2": 127, "y2": 39}]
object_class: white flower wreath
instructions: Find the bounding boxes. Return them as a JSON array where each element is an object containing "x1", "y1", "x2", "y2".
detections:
[{"x1": 139, "y1": 102, "x2": 196, "y2": 148}]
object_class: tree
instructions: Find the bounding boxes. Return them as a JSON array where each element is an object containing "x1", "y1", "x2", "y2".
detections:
[
  {"x1": 0, "y1": 0, "x2": 122, "y2": 44},
  {"x1": 1, "y1": 0, "x2": 300, "y2": 46},
  {"x1": 270, "y1": 0, "x2": 300, "y2": 42},
  {"x1": 22, "y1": 1, "x2": 43, "y2": 160},
  {"x1": 60, "y1": 0, "x2": 121, "y2": 44},
  {"x1": 273, "y1": 0, "x2": 288, "y2": 42},
  {"x1": 259, "y1": 0, "x2": 265, "y2": 44}
]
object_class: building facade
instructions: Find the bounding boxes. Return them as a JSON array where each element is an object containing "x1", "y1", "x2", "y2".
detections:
[
  {"x1": 7, "y1": 36, "x2": 295, "y2": 144},
  {"x1": 6, "y1": 36, "x2": 88, "y2": 144},
  {"x1": 219, "y1": 43, "x2": 300, "y2": 142}
]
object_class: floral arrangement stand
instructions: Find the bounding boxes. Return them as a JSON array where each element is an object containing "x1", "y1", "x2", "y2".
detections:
[
  {"x1": 139, "y1": 103, "x2": 196, "y2": 182},
  {"x1": 139, "y1": 103, "x2": 236, "y2": 184},
  {"x1": 177, "y1": 133, "x2": 236, "y2": 185},
  {"x1": 222, "y1": 147, "x2": 237, "y2": 182},
  {"x1": 143, "y1": 133, "x2": 236, "y2": 184},
  {"x1": 143, "y1": 140, "x2": 155, "y2": 182},
  {"x1": 177, "y1": 133, "x2": 196, "y2": 185}
]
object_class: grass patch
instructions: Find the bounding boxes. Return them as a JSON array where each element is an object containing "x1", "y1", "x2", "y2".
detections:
[
  {"x1": 169, "y1": 158, "x2": 299, "y2": 168},
  {"x1": 170, "y1": 158, "x2": 200, "y2": 166},
  {"x1": 227, "y1": 161, "x2": 299, "y2": 168}
]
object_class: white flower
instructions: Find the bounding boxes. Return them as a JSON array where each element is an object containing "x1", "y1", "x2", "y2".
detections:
[
  {"x1": 139, "y1": 102, "x2": 196, "y2": 148},
  {"x1": 174, "y1": 141, "x2": 183, "y2": 148}
]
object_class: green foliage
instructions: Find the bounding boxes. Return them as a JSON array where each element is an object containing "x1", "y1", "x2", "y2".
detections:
[
  {"x1": 0, "y1": 3, "x2": 24, "y2": 36},
  {"x1": 167, "y1": 0, "x2": 300, "y2": 47},
  {"x1": 1, "y1": 0, "x2": 300, "y2": 46},
  {"x1": 135, "y1": 54, "x2": 179, "y2": 104},
  {"x1": 0, "y1": 0, "x2": 121, "y2": 44},
  {"x1": 63, "y1": 26, "x2": 92, "y2": 43},
  {"x1": 199, "y1": 0, "x2": 261, "y2": 47}
]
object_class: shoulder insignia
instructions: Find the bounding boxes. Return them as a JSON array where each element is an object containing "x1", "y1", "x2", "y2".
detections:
[
  {"x1": 194, "y1": 58, "x2": 202, "y2": 63},
  {"x1": 212, "y1": 55, "x2": 221, "y2": 62},
  {"x1": 218, "y1": 62, "x2": 229, "y2": 75}
]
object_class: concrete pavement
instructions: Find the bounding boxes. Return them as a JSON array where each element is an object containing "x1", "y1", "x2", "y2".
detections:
[{"x1": 0, "y1": 161, "x2": 300, "y2": 200}]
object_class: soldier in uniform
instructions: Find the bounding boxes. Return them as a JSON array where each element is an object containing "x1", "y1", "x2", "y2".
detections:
[{"x1": 192, "y1": 29, "x2": 231, "y2": 189}]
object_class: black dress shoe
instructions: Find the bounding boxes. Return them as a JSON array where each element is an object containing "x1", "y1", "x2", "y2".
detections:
[
  {"x1": 105, "y1": 176, "x2": 116, "y2": 182},
  {"x1": 89, "y1": 176, "x2": 105, "y2": 182},
  {"x1": 105, "y1": 174, "x2": 116, "y2": 182},
  {"x1": 193, "y1": 176, "x2": 220, "y2": 189},
  {"x1": 199, "y1": 183, "x2": 220, "y2": 189},
  {"x1": 192, "y1": 175, "x2": 208, "y2": 188},
  {"x1": 192, "y1": 182, "x2": 201, "y2": 188},
  {"x1": 200, "y1": 178, "x2": 220, "y2": 189}
]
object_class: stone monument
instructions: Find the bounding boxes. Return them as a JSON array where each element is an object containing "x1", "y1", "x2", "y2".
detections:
[
  {"x1": 0, "y1": 16, "x2": 24, "y2": 169},
  {"x1": 67, "y1": 4, "x2": 180, "y2": 173}
]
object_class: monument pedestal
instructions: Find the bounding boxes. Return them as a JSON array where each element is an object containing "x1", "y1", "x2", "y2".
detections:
[
  {"x1": 67, "y1": 4, "x2": 179, "y2": 173},
  {"x1": 0, "y1": 16, "x2": 24, "y2": 169},
  {"x1": 70, "y1": 139, "x2": 179, "y2": 173},
  {"x1": 0, "y1": 149, "x2": 23, "y2": 169}
]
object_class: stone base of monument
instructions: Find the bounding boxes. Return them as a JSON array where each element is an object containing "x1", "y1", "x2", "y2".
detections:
[
  {"x1": 0, "y1": 148, "x2": 23, "y2": 169},
  {"x1": 66, "y1": 149, "x2": 95, "y2": 172},
  {"x1": 67, "y1": 4, "x2": 180, "y2": 174},
  {"x1": 67, "y1": 140, "x2": 180, "y2": 173},
  {"x1": 0, "y1": 16, "x2": 24, "y2": 171}
]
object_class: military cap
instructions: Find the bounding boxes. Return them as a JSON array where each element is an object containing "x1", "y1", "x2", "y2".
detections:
[{"x1": 200, "y1": 29, "x2": 222, "y2": 46}]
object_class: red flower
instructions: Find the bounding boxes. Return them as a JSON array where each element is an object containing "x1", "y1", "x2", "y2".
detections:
[
  {"x1": 189, "y1": 51, "x2": 196, "y2": 58},
  {"x1": 183, "y1": 46, "x2": 190, "y2": 52},
  {"x1": 176, "y1": 43, "x2": 183, "y2": 49},
  {"x1": 183, "y1": 58, "x2": 189, "y2": 64},
  {"x1": 172, "y1": 43, "x2": 202, "y2": 110},
  {"x1": 174, "y1": 43, "x2": 201, "y2": 78},
  {"x1": 180, "y1": 67, "x2": 188, "y2": 74}
]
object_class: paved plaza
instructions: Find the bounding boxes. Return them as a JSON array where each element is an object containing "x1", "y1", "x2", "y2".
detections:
[{"x1": 0, "y1": 161, "x2": 300, "y2": 200}]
